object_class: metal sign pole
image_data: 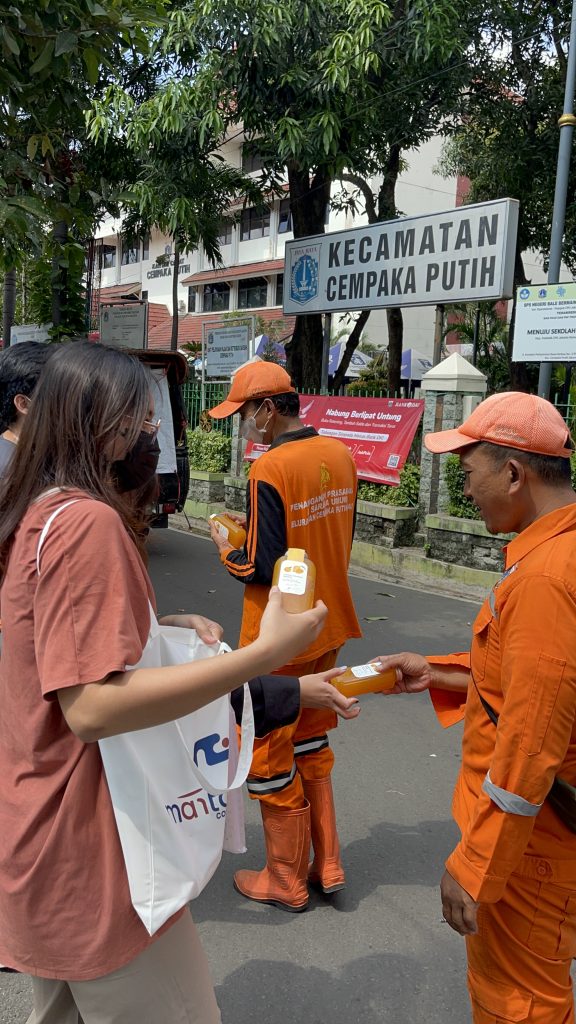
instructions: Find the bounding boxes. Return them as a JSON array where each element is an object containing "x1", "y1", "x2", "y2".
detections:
[
  {"x1": 538, "y1": 0, "x2": 576, "y2": 398},
  {"x1": 321, "y1": 313, "x2": 331, "y2": 393},
  {"x1": 201, "y1": 322, "x2": 206, "y2": 413}
]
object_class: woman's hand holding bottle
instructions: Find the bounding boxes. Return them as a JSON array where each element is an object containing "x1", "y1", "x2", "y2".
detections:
[{"x1": 256, "y1": 587, "x2": 328, "y2": 671}]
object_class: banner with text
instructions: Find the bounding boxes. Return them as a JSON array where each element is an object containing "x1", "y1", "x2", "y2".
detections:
[
  {"x1": 283, "y1": 198, "x2": 518, "y2": 315},
  {"x1": 246, "y1": 395, "x2": 424, "y2": 485}
]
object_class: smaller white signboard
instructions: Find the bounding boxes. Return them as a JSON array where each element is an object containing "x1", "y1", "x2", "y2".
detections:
[
  {"x1": 10, "y1": 323, "x2": 51, "y2": 345},
  {"x1": 205, "y1": 325, "x2": 250, "y2": 375},
  {"x1": 513, "y1": 283, "x2": 576, "y2": 362},
  {"x1": 100, "y1": 303, "x2": 147, "y2": 349}
]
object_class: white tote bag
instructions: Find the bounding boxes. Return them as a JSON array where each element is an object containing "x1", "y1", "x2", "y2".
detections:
[
  {"x1": 99, "y1": 612, "x2": 254, "y2": 934},
  {"x1": 37, "y1": 501, "x2": 254, "y2": 936}
]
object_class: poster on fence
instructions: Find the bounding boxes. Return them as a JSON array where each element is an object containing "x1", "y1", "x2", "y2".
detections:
[{"x1": 245, "y1": 395, "x2": 424, "y2": 485}]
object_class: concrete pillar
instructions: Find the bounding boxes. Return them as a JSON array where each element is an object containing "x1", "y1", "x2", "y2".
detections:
[{"x1": 419, "y1": 353, "x2": 487, "y2": 521}]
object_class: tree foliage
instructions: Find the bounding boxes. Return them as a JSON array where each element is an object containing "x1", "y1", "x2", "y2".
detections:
[
  {"x1": 438, "y1": 0, "x2": 576, "y2": 387},
  {"x1": 102, "y1": 0, "x2": 478, "y2": 389}
]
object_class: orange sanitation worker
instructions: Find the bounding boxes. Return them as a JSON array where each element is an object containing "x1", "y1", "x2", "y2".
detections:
[
  {"x1": 377, "y1": 391, "x2": 576, "y2": 1023},
  {"x1": 208, "y1": 359, "x2": 361, "y2": 911}
]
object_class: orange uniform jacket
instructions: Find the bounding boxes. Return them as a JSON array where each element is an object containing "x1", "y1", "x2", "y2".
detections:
[
  {"x1": 429, "y1": 504, "x2": 576, "y2": 903},
  {"x1": 219, "y1": 427, "x2": 361, "y2": 664}
]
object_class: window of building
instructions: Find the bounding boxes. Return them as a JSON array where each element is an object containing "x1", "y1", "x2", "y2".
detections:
[
  {"x1": 188, "y1": 287, "x2": 196, "y2": 313},
  {"x1": 141, "y1": 290, "x2": 148, "y2": 303},
  {"x1": 240, "y1": 206, "x2": 270, "y2": 241},
  {"x1": 241, "y1": 145, "x2": 265, "y2": 174},
  {"x1": 141, "y1": 236, "x2": 150, "y2": 261},
  {"x1": 278, "y1": 198, "x2": 292, "y2": 234},
  {"x1": 99, "y1": 244, "x2": 116, "y2": 269},
  {"x1": 203, "y1": 283, "x2": 230, "y2": 312},
  {"x1": 121, "y1": 237, "x2": 139, "y2": 265},
  {"x1": 238, "y1": 276, "x2": 268, "y2": 310},
  {"x1": 275, "y1": 274, "x2": 284, "y2": 307},
  {"x1": 217, "y1": 219, "x2": 233, "y2": 246}
]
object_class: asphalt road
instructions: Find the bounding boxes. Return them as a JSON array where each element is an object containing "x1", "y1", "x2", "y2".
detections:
[{"x1": 1, "y1": 528, "x2": 480, "y2": 1024}]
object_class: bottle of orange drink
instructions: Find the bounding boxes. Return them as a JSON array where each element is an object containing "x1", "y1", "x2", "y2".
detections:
[
  {"x1": 332, "y1": 662, "x2": 397, "y2": 696},
  {"x1": 209, "y1": 513, "x2": 247, "y2": 549},
  {"x1": 271, "y1": 548, "x2": 316, "y2": 612}
]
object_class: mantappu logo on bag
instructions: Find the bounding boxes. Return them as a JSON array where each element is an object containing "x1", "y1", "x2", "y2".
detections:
[
  {"x1": 193, "y1": 732, "x2": 230, "y2": 767},
  {"x1": 165, "y1": 788, "x2": 227, "y2": 824}
]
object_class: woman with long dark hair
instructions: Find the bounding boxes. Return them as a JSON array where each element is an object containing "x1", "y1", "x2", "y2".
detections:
[{"x1": 0, "y1": 342, "x2": 355, "y2": 1024}]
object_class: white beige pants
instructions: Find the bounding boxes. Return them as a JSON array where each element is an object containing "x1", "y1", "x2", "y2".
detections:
[{"x1": 26, "y1": 911, "x2": 221, "y2": 1024}]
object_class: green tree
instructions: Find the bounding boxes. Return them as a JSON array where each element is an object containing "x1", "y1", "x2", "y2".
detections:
[
  {"x1": 0, "y1": 0, "x2": 165, "y2": 340},
  {"x1": 438, "y1": 0, "x2": 576, "y2": 390},
  {"x1": 156, "y1": 0, "x2": 474, "y2": 390}
]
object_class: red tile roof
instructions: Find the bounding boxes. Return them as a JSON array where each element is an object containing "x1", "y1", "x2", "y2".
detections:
[
  {"x1": 182, "y1": 259, "x2": 284, "y2": 286},
  {"x1": 146, "y1": 307, "x2": 295, "y2": 350},
  {"x1": 95, "y1": 282, "x2": 141, "y2": 301}
]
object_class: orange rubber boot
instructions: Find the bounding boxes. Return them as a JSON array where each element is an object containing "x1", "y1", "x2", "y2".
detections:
[
  {"x1": 303, "y1": 777, "x2": 345, "y2": 894},
  {"x1": 233, "y1": 801, "x2": 311, "y2": 912}
]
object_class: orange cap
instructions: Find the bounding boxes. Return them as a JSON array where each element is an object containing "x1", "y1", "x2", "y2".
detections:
[
  {"x1": 208, "y1": 361, "x2": 296, "y2": 418},
  {"x1": 425, "y1": 392, "x2": 574, "y2": 458}
]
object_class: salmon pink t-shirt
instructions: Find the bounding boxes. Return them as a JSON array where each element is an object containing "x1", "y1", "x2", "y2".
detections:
[{"x1": 0, "y1": 490, "x2": 177, "y2": 980}]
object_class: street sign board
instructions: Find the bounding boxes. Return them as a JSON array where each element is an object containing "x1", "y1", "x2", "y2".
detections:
[
  {"x1": 512, "y1": 282, "x2": 576, "y2": 362},
  {"x1": 100, "y1": 302, "x2": 148, "y2": 348},
  {"x1": 283, "y1": 198, "x2": 519, "y2": 315},
  {"x1": 205, "y1": 325, "x2": 250, "y2": 375},
  {"x1": 10, "y1": 323, "x2": 51, "y2": 345}
]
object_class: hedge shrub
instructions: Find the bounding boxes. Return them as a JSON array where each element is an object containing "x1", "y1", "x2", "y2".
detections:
[
  {"x1": 357, "y1": 463, "x2": 420, "y2": 507},
  {"x1": 187, "y1": 428, "x2": 231, "y2": 473}
]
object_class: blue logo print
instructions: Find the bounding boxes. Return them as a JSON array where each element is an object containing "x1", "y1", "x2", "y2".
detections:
[
  {"x1": 557, "y1": 286, "x2": 566, "y2": 297},
  {"x1": 519, "y1": 288, "x2": 530, "y2": 300},
  {"x1": 290, "y1": 254, "x2": 319, "y2": 305},
  {"x1": 193, "y1": 733, "x2": 230, "y2": 767},
  {"x1": 538, "y1": 288, "x2": 547, "y2": 298}
]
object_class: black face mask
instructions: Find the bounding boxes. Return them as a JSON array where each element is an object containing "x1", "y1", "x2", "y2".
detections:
[{"x1": 114, "y1": 431, "x2": 160, "y2": 493}]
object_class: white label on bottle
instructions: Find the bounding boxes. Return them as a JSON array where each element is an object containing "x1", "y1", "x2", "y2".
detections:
[
  {"x1": 278, "y1": 560, "x2": 308, "y2": 595},
  {"x1": 351, "y1": 664, "x2": 381, "y2": 679},
  {"x1": 216, "y1": 522, "x2": 229, "y2": 540}
]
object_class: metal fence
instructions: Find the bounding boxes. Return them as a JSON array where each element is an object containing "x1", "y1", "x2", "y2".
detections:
[
  {"x1": 553, "y1": 397, "x2": 576, "y2": 438},
  {"x1": 182, "y1": 381, "x2": 234, "y2": 437}
]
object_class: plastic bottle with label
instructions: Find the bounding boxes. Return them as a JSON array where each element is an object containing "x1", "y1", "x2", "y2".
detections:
[
  {"x1": 209, "y1": 513, "x2": 247, "y2": 549},
  {"x1": 271, "y1": 548, "x2": 316, "y2": 612},
  {"x1": 332, "y1": 662, "x2": 397, "y2": 696}
]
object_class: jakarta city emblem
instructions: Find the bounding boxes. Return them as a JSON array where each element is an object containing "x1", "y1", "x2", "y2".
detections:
[{"x1": 290, "y1": 252, "x2": 319, "y2": 305}]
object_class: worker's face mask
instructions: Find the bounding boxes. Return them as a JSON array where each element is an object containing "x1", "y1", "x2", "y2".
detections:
[
  {"x1": 240, "y1": 401, "x2": 271, "y2": 444},
  {"x1": 114, "y1": 431, "x2": 161, "y2": 493}
]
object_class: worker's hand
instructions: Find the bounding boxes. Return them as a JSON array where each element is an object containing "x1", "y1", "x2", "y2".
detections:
[
  {"x1": 208, "y1": 519, "x2": 233, "y2": 555},
  {"x1": 372, "y1": 652, "x2": 433, "y2": 694},
  {"x1": 158, "y1": 613, "x2": 224, "y2": 645},
  {"x1": 440, "y1": 869, "x2": 479, "y2": 936},
  {"x1": 257, "y1": 588, "x2": 328, "y2": 670},
  {"x1": 299, "y1": 667, "x2": 361, "y2": 719},
  {"x1": 224, "y1": 512, "x2": 247, "y2": 527}
]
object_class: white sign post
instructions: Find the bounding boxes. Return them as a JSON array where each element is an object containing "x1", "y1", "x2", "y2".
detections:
[
  {"x1": 99, "y1": 302, "x2": 148, "y2": 348},
  {"x1": 283, "y1": 198, "x2": 519, "y2": 315},
  {"x1": 204, "y1": 325, "x2": 251, "y2": 375},
  {"x1": 10, "y1": 323, "x2": 51, "y2": 345},
  {"x1": 513, "y1": 282, "x2": 576, "y2": 362}
]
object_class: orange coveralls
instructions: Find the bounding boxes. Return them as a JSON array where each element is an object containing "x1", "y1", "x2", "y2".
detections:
[
  {"x1": 430, "y1": 504, "x2": 576, "y2": 1023},
  {"x1": 218, "y1": 427, "x2": 361, "y2": 808}
]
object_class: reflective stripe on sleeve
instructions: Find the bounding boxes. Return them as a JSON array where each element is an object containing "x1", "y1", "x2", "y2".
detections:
[
  {"x1": 246, "y1": 762, "x2": 297, "y2": 795},
  {"x1": 482, "y1": 770, "x2": 543, "y2": 816}
]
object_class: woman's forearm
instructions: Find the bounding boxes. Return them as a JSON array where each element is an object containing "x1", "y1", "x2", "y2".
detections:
[{"x1": 58, "y1": 638, "x2": 289, "y2": 742}]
